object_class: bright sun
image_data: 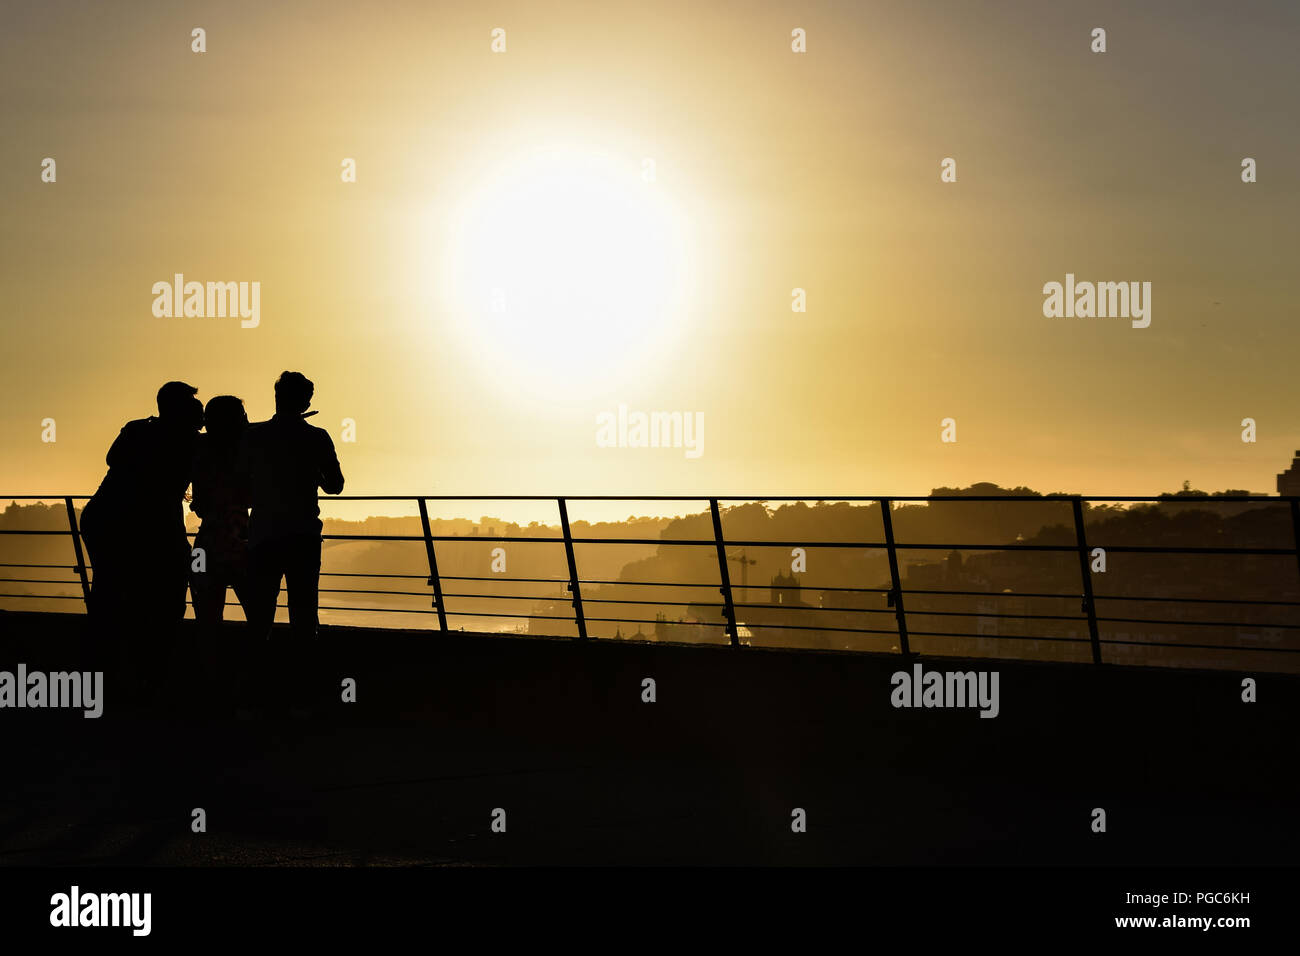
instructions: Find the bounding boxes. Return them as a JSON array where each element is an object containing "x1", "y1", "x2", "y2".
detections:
[{"x1": 443, "y1": 146, "x2": 694, "y2": 396}]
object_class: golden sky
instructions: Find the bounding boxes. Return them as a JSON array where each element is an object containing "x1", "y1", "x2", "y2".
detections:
[{"x1": 3, "y1": 0, "x2": 1299, "y2": 504}]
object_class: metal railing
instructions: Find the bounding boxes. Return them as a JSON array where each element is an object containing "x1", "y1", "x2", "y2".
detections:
[{"x1": 2, "y1": 494, "x2": 1300, "y2": 667}]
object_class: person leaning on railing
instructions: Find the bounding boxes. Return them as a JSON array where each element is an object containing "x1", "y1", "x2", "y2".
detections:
[
  {"x1": 236, "y1": 371, "x2": 344, "y2": 713},
  {"x1": 190, "y1": 395, "x2": 254, "y2": 630},
  {"x1": 78, "y1": 381, "x2": 204, "y2": 699},
  {"x1": 188, "y1": 394, "x2": 256, "y2": 713}
]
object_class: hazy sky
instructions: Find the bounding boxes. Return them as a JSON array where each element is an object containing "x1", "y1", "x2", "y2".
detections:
[{"x1": 3, "y1": 0, "x2": 1298, "y2": 504}]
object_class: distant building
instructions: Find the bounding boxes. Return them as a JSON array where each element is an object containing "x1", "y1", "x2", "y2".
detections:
[
  {"x1": 770, "y1": 571, "x2": 807, "y2": 607},
  {"x1": 1278, "y1": 452, "x2": 1300, "y2": 496},
  {"x1": 653, "y1": 611, "x2": 687, "y2": 641},
  {"x1": 905, "y1": 551, "x2": 982, "y2": 590}
]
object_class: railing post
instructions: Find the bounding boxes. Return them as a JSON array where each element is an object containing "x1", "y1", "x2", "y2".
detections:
[
  {"x1": 879, "y1": 498, "x2": 910, "y2": 656},
  {"x1": 416, "y1": 498, "x2": 448, "y2": 633},
  {"x1": 63, "y1": 497, "x2": 91, "y2": 611},
  {"x1": 557, "y1": 498, "x2": 587, "y2": 639},
  {"x1": 709, "y1": 499, "x2": 739, "y2": 647},
  {"x1": 1072, "y1": 496, "x2": 1103, "y2": 665}
]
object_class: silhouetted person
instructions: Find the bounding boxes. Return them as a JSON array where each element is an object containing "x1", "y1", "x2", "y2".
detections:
[
  {"x1": 79, "y1": 382, "x2": 204, "y2": 696},
  {"x1": 239, "y1": 372, "x2": 344, "y2": 651},
  {"x1": 190, "y1": 395, "x2": 254, "y2": 631}
]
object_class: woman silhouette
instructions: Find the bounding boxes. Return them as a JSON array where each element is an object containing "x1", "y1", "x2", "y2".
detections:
[{"x1": 190, "y1": 395, "x2": 253, "y2": 629}]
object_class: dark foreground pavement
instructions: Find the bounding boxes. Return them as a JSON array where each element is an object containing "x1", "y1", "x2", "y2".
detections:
[{"x1": 1, "y1": 610, "x2": 1297, "y2": 866}]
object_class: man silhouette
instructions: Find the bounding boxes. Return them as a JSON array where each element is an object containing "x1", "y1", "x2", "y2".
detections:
[
  {"x1": 239, "y1": 372, "x2": 344, "y2": 646},
  {"x1": 79, "y1": 381, "x2": 204, "y2": 694}
]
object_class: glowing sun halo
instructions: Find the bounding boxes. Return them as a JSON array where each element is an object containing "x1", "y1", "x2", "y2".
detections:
[{"x1": 444, "y1": 146, "x2": 694, "y2": 394}]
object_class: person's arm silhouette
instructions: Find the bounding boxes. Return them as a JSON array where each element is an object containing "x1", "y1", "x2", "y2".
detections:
[
  {"x1": 104, "y1": 419, "x2": 146, "y2": 471},
  {"x1": 234, "y1": 427, "x2": 253, "y2": 483},
  {"x1": 189, "y1": 443, "x2": 208, "y2": 519},
  {"x1": 105, "y1": 427, "x2": 128, "y2": 469},
  {"x1": 318, "y1": 430, "x2": 344, "y2": 496}
]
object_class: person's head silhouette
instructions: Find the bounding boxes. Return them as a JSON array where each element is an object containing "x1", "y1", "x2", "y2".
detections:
[
  {"x1": 203, "y1": 395, "x2": 248, "y2": 443},
  {"x1": 156, "y1": 381, "x2": 203, "y2": 432},
  {"x1": 274, "y1": 371, "x2": 314, "y2": 416}
]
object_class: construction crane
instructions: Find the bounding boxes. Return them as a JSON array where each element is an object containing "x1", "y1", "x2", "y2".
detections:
[{"x1": 727, "y1": 548, "x2": 757, "y2": 595}]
